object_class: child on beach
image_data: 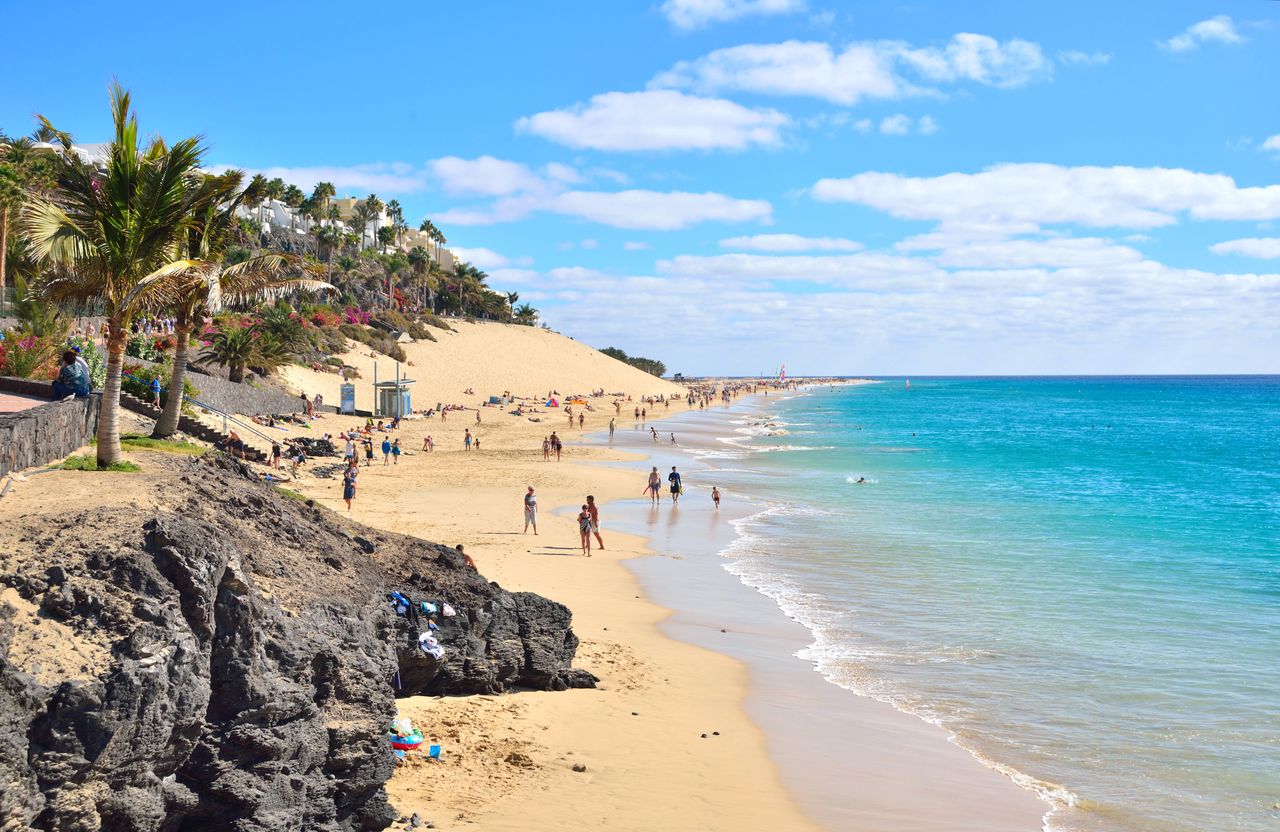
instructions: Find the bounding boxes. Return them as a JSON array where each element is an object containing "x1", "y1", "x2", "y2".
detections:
[
  {"x1": 577, "y1": 505, "x2": 593, "y2": 556},
  {"x1": 712, "y1": 487, "x2": 720, "y2": 509},
  {"x1": 342, "y1": 459, "x2": 358, "y2": 511}
]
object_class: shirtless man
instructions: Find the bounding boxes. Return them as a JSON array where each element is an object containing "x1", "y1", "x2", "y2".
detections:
[
  {"x1": 586, "y1": 495, "x2": 604, "y2": 550},
  {"x1": 646, "y1": 467, "x2": 662, "y2": 504}
]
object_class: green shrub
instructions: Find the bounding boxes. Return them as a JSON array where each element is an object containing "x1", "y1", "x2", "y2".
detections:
[
  {"x1": 122, "y1": 362, "x2": 201, "y2": 409},
  {"x1": 61, "y1": 455, "x2": 141, "y2": 472}
]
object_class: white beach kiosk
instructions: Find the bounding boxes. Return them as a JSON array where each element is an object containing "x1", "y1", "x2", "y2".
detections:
[{"x1": 372, "y1": 363, "x2": 414, "y2": 418}]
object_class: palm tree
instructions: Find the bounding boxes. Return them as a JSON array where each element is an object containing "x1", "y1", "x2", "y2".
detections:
[
  {"x1": 376, "y1": 225, "x2": 395, "y2": 253},
  {"x1": 349, "y1": 200, "x2": 376, "y2": 250},
  {"x1": 407, "y1": 246, "x2": 429, "y2": 308},
  {"x1": 311, "y1": 181, "x2": 335, "y2": 221},
  {"x1": 364, "y1": 193, "x2": 384, "y2": 250},
  {"x1": 153, "y1": 171, "x2": 330, "y2": 438},
  {"x1": 505, "y1": 291, "x2": 519, "y2": 321},
  {"x1": 282, "y1": 184, "x2": 304, "y2": 230},
  {"x1": 202, "y1": 323, "x2": 257, "y2": 383},
  {"x1": 246, "y1": 173, "x2": 268, "y2": 225},
  {"x1": 419, "y1": 218, "x2": 447, "y2": 266},
  {"x1": 0, "y1": 135, "x2": 55, "y2": 312},
  {"x1": 514, "y1": 302, "x2": 538, "y2": 325},
  {"x1": 23, "y1": 84, "x2": 210, "y2": 467}
]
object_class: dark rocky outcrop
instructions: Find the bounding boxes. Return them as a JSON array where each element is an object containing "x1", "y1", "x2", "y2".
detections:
[{"x1": 0, "y1": 453, "x2": 594, "y2": 830}]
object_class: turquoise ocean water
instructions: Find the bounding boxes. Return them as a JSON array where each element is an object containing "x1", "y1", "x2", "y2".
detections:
[{"x1": 696, "y1": 377, "x2": 1279, "y2": 832}]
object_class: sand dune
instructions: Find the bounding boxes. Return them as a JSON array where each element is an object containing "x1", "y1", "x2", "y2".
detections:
[{"x1": 277, "y1": 321, "x2": 685, "y2": 416}]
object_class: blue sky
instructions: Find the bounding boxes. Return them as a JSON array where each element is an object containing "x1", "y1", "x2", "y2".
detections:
[{"x1": 3, "y1": 0, "x2": 1278, "y2": 375}]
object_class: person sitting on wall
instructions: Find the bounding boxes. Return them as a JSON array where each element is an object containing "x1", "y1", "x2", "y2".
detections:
[{"x1": 51, "y1": 350, "x2": 90, "y2": 399}]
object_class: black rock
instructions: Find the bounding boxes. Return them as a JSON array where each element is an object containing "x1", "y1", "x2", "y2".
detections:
[{"x1": 0, "y1": 454, "x2": 595, "y2": 831}]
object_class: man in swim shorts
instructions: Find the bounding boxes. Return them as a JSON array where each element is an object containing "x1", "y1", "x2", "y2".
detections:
[
  {"x1": 668, "y1": 466, "x2": 683, "y2": 504},
  {"x1": 586, "y1": 495, "x2": 604, "y2": 550}
]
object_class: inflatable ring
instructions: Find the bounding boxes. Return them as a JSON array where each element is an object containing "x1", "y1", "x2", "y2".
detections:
[{"x1": 389, "y1": 730, "x2": 425, "y2": 751}]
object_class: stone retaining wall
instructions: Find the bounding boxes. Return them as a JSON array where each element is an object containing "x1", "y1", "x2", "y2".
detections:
[{"x1": 0, "y1": 377, "x2": 101, "y2": 477}]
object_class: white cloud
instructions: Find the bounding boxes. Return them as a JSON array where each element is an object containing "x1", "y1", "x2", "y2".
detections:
[
  {"x1": 651, "y1": 33, "x2": 1052, "y2": 105},
  {"x1": 1058, "y1": 50, "x2": 1112, "y2": 66},
  {"x1": 852, "y1": 119, "x2": 873, "y2": 134},
  {"x1": 1160, "y1": 15, "x2": 1244, "y2": 52},
  {"x1": 516, "y1": 90, "x2": 789, "y2": 152},
  {"x1": 580, "y1": 239, "x2": 600, "y2": 249},
  {"x1": 925, "y1": 237, "x2": 1144, "y2": 269},
  {"x1": 1211, "y1": 238, "x2": 1280, "y2": 259},
  {"x1": 811, "y1": 163, "x2": 1280, "y2": 231},
  {"x1": 1261, "y1": 135, "x2": 1280, "y2": 152},
  {"x1": 879, "y1": 114, "x2": 912, "y2": 135},
  {"x1": 549, "y1": 189, "x2": 772, "y2": 230},
  {"x1": 208, "y1": 163, "x2": 428, "y2": 195},
  {"x1": 917, "y1": 115, "x2": 939, "y2": 135},
  {"x1": 449, "y1": 246, "x2": 511, "y2": 269},
  {"x1": 720, "y1": 233, "x2": 862, "y2": 252},
  {"x1": 428, "y1": 155, "x2": 547, "y2": 197},
  {"x1": 661, "y1": 0, "x2": 806, "y2": 30},
  {"x1": 623, "y1": 241, "x2": 651, "y2": 251}
]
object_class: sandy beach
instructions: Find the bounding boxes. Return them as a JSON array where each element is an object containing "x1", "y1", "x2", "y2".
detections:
[{"x1": 251, "y1": 323, "x2": 1047, "y2": 830}]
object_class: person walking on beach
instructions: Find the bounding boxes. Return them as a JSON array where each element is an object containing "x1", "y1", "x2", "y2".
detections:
[
  {"x1": 586, "y1": 495, "x2": 604, "y2": 550},
  {"x1": 668, "y1": 466, "x2": 683, "y2": 504},
  {"x1": 344, "y1": 435, "x2": 356, "y2": 462},
  {"x1": 634, "y1": 406, "x2": 640, "y2": 421},
  {"x1": 608, "y1": 418, "x2": 616, "y2": 438},
  {"x1": 464, "y1": 429, "x2": 473, "y2": 451},
  {"x1": 712, "y1": 487, "x2": 721, "y2": 509},
  {"x1": 670, "y1": 433, "x2": 678, "y2": 445},
  {"x1": 651, "y1": 426, "x2": 658, "y2": 443},
  {"x1": 577, "y1": 505, "x2": 593, "y2": 556},
  {"x1": 381, "y1": 436, "x2": 392, "y2": 465},
  {"x1": 551, "y1": 432, "x2": 562, "y2": 461},
  {"x1": 342, "y1": 458, "x2": 359, "y2": 511},
  {"x1": 523, "y1": 486, "x2": 538, "y2": 535},
  {"x1": 392, "y1": 438, "x2": 401, "y2": 464},
  {"x1": 271, "y1": 441, "x2": 281, "y2": 470},
  {"x1": 646, "y1": 467, "x2": 662, "y2": 504},
  {"x1": 363, "y1": 436, "x2": 374, "y2": 466},
  {"x1": 542, "y1": 436, "x2": 551, "y2": 460},
  {"x1": 578, "y1": 412, "x2": 585, "y2": 429}
]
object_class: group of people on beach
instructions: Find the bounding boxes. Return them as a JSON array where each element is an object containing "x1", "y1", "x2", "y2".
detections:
[{"x1": 522, "y1": 486, "x2": 603, "y2": 556}]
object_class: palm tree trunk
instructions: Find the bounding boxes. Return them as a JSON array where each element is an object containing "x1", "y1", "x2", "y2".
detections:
[
  {"x1": 0, "y1": 206, "x2": 8, "y2": 314},
  {"x1": 97, "y1": 322, "x2": 128, "y2": 467},
  {"x1": 152, "y1": 318, "x2": 192, "y2": 438}
]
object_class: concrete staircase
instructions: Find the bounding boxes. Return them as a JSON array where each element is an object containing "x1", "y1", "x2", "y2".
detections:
[{"x1": 117, "y1": 391, "x2": 269, "y2": 464}]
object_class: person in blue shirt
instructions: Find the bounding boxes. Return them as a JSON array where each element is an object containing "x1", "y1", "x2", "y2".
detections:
[
  {"x1": 149, "y1": 376, "x2": 162, "y2": 407},
  {"x1": 381, "y1": 436, "x2": 392, "y2": 465},
  {"x1": 51, "y1": 351, "x2": 90, "y2": 399}
]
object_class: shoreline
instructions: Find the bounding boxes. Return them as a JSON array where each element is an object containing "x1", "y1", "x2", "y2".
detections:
[
  {"x1": 588, "y1": 390, "x2": 1052, "y2": 831},
  {"x1": 271, "y1": 386, "x2": 819, "y2": 829}
]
